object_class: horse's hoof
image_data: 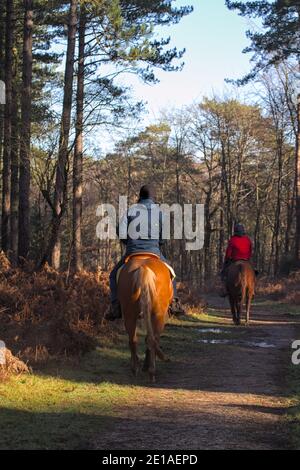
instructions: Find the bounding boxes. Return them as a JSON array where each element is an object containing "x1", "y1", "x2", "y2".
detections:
[{"x1": 149, "y1": 374, "x2": 156, "y2": 384}]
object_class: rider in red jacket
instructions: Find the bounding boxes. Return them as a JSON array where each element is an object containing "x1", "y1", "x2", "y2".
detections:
[
  {"x1": 220, "y1": 223, "x2": 253, "y2": 296},
  {"x1": 225, "y1": 231, "x2": 252, "y2": 262}
]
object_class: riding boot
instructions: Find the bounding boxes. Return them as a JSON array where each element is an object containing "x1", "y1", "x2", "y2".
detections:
[
  {"x1": 105, "y1": 300, "x2": 122, "y2": 321},
  {"x1": 168, "y1": 297, "x2": 186, "y2": 317}
]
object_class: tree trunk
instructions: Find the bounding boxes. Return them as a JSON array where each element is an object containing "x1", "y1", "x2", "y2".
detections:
[
  {"x1": 218, "y1": 175, "x2": 225, "y2": 270},
  {"x1": 18, "y1": 0, "x2": 33, "y2": 261},
  {"x1": 0, "y1": 0, "x2": 5, "y2": 167},
  {"x1": 204, "y1": 193, "x2": 212, "y2": 278},
  {"x1": 40, "y1": 0, "x2": 78, "y2": 267},
  {"x1": 51, "y1": 240, "x2": 61, "y2": 270},
  {"x1": 72, "y1": 8, "x2": 86, "y2": 272},
  {"x1": 10, "y1": 70, "x2": 19, "y2": 265},
  {"x1": 175, "y1": 155, "x2": 180, "y2": 203},
  {"x1": 295, "y1": 94, "x2": 300, "y2": 265},
  {"x1": 274, "y1": 133, "x2": 283, "y2": 275},
  {"x1": 2, "y1": 0, "x2": 13, "y2": 253},
  {"x1": 285, "y1": 175, "x2": 294, "y2": 255},
  {"x1": 0, "y1": 0, "x2": 5, "y2": 81}
]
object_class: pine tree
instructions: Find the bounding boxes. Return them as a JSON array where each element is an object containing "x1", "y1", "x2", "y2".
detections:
[
  {"x1": 226, "y1": 0, "x2": 300, "y2": 265},
  {"x1": 226, "y1": 0, "x2": 300, "y2": 83},
  {"x1": 18, "y1": 0, "x2": 33, "y2": 261},
  {"x1": 2, "y1": 0, "x2": 13, "y2": 253},
  {"x1": 72, "y1": 4, "x2": 86, "y2": 272},
  {"x1": 0, "y1": 0, "x2": 5, "y2": 169},
  {"x1": 40, "y1": 0, "x2": 78, "y2": 267}
]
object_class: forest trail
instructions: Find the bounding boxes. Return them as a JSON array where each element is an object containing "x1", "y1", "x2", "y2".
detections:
[
  {"x1": 1, "y1": 295, "x2": 299, "y2": 450},
  {"x1": 94, "y1": 297, "x2": 300, "y2": 450}
]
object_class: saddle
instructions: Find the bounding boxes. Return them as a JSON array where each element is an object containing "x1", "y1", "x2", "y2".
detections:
[
  {"x1": 223, "y1": 259, "x2": 258, "y2": 279},
  {"x1": 116, "y1": 252, "x2": 176, "y2": 283},
  {"x1": 232, "y1": 259, "x2": 258, "y2": 274}
]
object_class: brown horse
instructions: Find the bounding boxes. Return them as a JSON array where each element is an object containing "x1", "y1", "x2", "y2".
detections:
[
  {"x1": 226, "y1": 260, "x2": 256, "y2": 325},
  {"x1": 117, "y1": 254, "x2": 173, "y2": 382}
]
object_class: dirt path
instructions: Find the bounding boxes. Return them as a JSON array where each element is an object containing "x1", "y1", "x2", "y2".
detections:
[{"x1": 95, "y1": 298, "x2": 300, "y2": 450}]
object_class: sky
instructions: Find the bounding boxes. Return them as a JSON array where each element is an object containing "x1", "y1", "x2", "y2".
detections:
[{"x1": 122, "y1": 0, "x2": 253, "y2": 121}]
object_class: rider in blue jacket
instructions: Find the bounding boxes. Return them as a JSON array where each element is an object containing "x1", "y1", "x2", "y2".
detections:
[{"x1": 105, "y1": 184, "x2": 184, "y2": 320}]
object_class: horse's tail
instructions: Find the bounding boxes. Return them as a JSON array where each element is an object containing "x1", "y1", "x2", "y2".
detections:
[{"x1": 132, "y1": 265, "x2": 164, "y2": 360}]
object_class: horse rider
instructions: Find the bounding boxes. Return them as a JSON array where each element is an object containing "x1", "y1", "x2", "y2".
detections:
[
  {"x1": 220, "y1": 223, "x2": 253, "y2": 297},
  {"x1": 105, "y1": 184, "x2": 185, "y2": 321}
]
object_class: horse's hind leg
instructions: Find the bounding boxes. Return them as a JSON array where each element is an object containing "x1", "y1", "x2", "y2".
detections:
[
  {"x1": 229, "y1": 296, "x2": 238, "y2": 325},
  {"x1": 129, "y1": 335, "x2": 139, "y2": 376},
  {"x1": 145, "y1": 335, "x2": 156, "y2": 383},
  {"x1": 143, "y1": 325, "x2": 168, "y2": 374},
  {"x1": 155, "y1": 333, "x2": 170, "y2": 362},
  {"x1": 245, "y1": 291, "x2": 253, "y2": 325},
  {"x1": 126, "y1": 321, "x2": 139, "y2": 377},
  {"x1": 236, "y1": 299, "x2": 242, "y2": 325},
  {"x1": 152, "y1": 315, "x2": 169, "y2": 362},
  {"x1": 142, "y1": 336, "x2": 150, "y2": 372}
]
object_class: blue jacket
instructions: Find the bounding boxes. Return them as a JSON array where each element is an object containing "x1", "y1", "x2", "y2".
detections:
[{"x1": 118, "y1": 198, "x2": 164, "y2": 256}]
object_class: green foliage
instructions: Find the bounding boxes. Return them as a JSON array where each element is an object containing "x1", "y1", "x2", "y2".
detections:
[
  {"x1": 226, "y1": 0, "x2": 300, "y2": 83},
  {"x1": 86, "y1": 0, "x2": 193, "y2": 82}
]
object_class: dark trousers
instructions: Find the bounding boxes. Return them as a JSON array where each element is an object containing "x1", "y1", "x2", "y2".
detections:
[
  {"x1": 109, "y1": 254, "x2": 177, "y2": 303},
  {"x1": 221, "y1": 259, "x2": 232, "y2": 282}
]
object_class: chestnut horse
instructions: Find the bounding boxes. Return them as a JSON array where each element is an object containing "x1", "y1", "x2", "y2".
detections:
[
  {"x1": 118, "y1": 254, "x2": 173, "y2": 382},
  {"x1": 226, "y1": 260, "x2": 256, "y2": 325}
]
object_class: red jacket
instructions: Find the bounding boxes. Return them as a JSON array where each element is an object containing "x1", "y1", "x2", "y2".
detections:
[{"x1": 225, "y1": 235, "x2": 252, "y2": 261}]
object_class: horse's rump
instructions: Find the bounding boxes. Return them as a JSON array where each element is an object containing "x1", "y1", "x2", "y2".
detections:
[
  {"x1": 118, "y1": 256, "x2": 173, "y2": 312},
  {"x1": 116, "y1": 253, "x2": 175, "y2": 284},
  {"x1": 131, "y1": 264, "x2": 165, "y2": 360},
  {"x1": 118, "y1": 255, "x2": 173, "y2": 379},
  {"x1": 227, "y1": 260, "x2": 255, "y2": 292},
  {"x1": 226, "y1": 260, "x2": 256, "y2": 325}
]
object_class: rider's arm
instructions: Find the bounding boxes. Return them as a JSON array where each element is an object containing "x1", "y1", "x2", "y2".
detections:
[{"x1": 225, "y1": 238, "x2": 233, "y2": 260}]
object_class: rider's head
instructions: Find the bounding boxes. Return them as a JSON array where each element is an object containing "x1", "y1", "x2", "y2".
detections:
[
  {"x1": 139, "y1": 184, "x2": 156, "y2": 201},
  {"x1": 234, "y1": 223, "x2": 246, "y2": 236}
]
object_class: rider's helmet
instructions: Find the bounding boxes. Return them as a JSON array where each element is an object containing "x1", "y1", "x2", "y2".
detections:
[
  {"x1": 139, "y1": 184, "x2": 156, "y2": 201},
  {"x1": 234, "y1": 223, "x2": 246, "y2": 236}
]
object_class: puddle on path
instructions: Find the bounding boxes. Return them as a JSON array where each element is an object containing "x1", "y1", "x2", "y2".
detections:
[
  {"x1": 197, "y1": 328, "x2": 230, "y2": 334},
  {"x1": 198, "y1": 339, "x2": 276, "y2": 348}
]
